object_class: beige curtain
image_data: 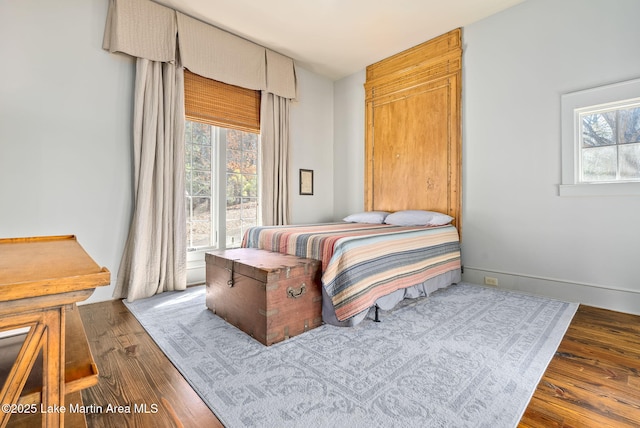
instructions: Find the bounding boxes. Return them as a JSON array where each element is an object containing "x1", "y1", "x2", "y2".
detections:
[
  {"x1": 114, "y1": 57, "x2": 186, "y2": 301},
  {"x1": 104, "y1": 0, "x2": 296, "y2": 298},
  {"x1": 260, "y1": 92, "x2": 291, "y2": 225}
]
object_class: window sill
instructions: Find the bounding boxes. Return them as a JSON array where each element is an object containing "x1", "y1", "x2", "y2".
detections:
[{"x1": 559, "y1": 182, "x2": 640, "y2": 197}]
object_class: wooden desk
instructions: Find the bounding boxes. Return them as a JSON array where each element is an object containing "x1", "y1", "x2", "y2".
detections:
[{"x1": 0, "y1": 236, "x2": 110, "y2": 427}]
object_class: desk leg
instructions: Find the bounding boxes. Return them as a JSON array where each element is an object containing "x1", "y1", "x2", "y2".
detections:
[
  {"x1": 0, "y1": 322, "x2": 46, "y2": 428},
  {"x1": 41, "y1": 308, "x2": 65, "y2": 428}
]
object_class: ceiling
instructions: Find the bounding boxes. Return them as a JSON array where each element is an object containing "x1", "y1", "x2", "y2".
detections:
[{"x1": 154, "y1": 0, "x2": 524, "y2": 80}]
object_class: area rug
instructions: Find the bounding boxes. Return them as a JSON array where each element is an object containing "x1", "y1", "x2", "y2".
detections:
[{"x1": 124, "y1": 282, "x2": 577, "y2": 428}]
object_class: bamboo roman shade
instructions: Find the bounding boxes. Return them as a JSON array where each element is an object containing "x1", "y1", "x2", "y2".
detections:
[{"x1": 184, "y1": 69, "x2": 260, "y2": 133}]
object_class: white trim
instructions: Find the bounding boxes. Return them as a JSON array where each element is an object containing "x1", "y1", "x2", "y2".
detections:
[
  {"x1": 186, "y1": 260, "x2": 206, "y2": 286},
  {"x1": 464, "y1": 266, "x2": 639, "y2": 295},
  {"x1": 463, "y1": 267, "x2": 640, "y2": 316},
  {"x1": 559, "y1": 181, "x2": 640, "y2": 197},
  {"x1": 0, "y1": 327, "x2": 30, "y2": 339}
]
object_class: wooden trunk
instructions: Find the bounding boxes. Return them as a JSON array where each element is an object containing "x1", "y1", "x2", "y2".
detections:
[{"x1": 205, "y1": 248, "x2": 323, "y2": 346}]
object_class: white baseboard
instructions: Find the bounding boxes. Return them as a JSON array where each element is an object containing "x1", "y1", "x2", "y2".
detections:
[
  {"x1": 463, "y1": 267, "x2": 640, "y2": 316},
  {"x1": 77, "y1": 264, "x2": 206, "y2": 307},
  {"x1": 187, "y1": 262, "x2": 206, "y2": 286}
]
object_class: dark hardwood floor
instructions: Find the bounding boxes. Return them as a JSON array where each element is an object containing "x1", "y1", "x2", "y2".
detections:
[
  {"x1": 79, "y1": 300, "x2": 222, "y2": 428},
  {"x1": 520, "y1": 305, "x2": 640, "y2": 427},
  {"x1": 78, "y1": 299, "x2": 640, "y2": 427}
]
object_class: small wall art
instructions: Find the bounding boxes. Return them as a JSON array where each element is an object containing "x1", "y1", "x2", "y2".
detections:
[{"x1": 299, "y1": 169, "x2": 313, "y2": 195}]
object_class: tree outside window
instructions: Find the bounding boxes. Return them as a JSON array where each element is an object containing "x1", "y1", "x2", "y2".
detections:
[
  {"x1": 580, "y1": 103, "x2": 640, "y2": 183},
  {"x1": 185, "y1": 121, "x2": 259, "y2": 251}
]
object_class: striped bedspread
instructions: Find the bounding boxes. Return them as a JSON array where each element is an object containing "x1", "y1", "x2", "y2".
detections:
[{"x1": 242, "y1": 222, "x2": 461, "y2": 321}]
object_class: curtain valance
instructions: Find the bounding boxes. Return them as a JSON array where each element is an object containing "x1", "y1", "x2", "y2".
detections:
[
  {"x1": 102, "y1": 0, "x2": 296, "y2": 99},
  {"x1": 102, "y1": 0, "x2": 177, "y2": 62},
  {"x1": 176, "y1": 13, "x2": 265, "y2": 92}
]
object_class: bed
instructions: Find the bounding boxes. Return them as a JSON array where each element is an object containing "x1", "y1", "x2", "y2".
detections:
[
  {"x1": 244, "y1": 29, "x2": 463, "y2": 327},
  {"x1": 242, "y1": 220, "x2": 461, "y2": 326}
]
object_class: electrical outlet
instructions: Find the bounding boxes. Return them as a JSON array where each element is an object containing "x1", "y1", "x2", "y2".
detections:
[{"x1": 484, "y1": 276, "x2": 499, "y2": 286}]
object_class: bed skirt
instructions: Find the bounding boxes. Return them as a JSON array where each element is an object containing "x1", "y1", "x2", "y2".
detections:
[{"x1": 322, "y1": 268, "x2": 462, "y2": 327}]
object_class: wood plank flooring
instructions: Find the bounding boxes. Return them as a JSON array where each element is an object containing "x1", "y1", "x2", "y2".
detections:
[
  {"x1": 78, "y1": 300, "x2": 222, "y2": 428},
  {"x1": 77, "y1": 299, "x2": 640, "y2": 427},
  {"x1": 520, "y1": 305, "x2": 640, "y2": 427}
]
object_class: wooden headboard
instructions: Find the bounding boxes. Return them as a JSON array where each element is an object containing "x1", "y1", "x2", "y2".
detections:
[{"x1": 364, "y1": 29, "x2": 462, "y2": 233}]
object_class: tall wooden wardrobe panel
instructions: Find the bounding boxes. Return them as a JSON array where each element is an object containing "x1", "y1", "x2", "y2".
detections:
[{"x1": 364, "y1": 29, "x2": 462, "y2": 230}]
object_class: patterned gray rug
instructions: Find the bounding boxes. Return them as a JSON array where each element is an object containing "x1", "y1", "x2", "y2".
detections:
[{"x1": 125, "y1": 282, "x2": 577, "y2": 428}]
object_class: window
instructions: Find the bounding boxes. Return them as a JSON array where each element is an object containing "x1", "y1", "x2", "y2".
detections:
[
  {"x1": 578, "y1": 101, "x2": 640, "y2": 183},
  {"x1": 184, "y1": 70, "x2": 261, "y2": 256},
  {"x1": 185, "y1": 123, "x2": 259, "y2": 251},
  {"x1": 560, "y1": 78, "x2": 640, "y2": 196}
]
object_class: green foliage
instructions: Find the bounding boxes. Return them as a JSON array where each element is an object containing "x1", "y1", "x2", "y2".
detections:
[{"x1": 185, "y1": 121, "x2": 260, "y2": 250}]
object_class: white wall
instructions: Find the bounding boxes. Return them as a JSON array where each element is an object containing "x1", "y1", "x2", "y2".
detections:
[
  {"x1": 461, "y1": 0, "x2": 640, "y2": 314},
  {"x1": 1, "y1": 0, "x2": 336, "y2": 302},
  {"x1": 333, "y1": 71, "x2": 366, "y2": 220},
  {"x1": 0, "y1": 0, "x2": 134, "y2": 304},
  {"x1": 289, "y1": 67, "x2": 335, "y2": 224}
]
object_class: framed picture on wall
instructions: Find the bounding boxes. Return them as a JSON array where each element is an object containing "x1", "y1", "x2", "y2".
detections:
[{"x1": 299, "y1": 169, "x2": 314, "y2": 195}]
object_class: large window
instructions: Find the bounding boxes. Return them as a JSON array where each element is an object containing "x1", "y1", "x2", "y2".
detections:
[
  {"x1": 560, "y1": 78, "x2": 640, "y2": 196},
  {"x1": 185, "y1": 122, "x2": 259, "y2": 252},
  {"x1": 184, "y1": 69, "x2": 261, "y2": 255}
]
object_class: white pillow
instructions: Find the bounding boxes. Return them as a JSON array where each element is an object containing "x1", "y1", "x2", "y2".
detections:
[
  {"x1": 342, "y1": 211, "x2": 390, "y2": 224},
  {"x1": 384, "y1": 210, "x2": 453, "y2": 226}
]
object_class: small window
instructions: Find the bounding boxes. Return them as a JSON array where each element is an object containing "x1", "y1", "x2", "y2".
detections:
[
  {"x1": 578, "y1": 101, "x2": 640, "y2": 183},
  {"x1": 560, "y1": 78, "x2": 640, "y2": 196}
]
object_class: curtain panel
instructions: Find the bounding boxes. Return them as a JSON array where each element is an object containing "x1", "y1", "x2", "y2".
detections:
[
  {"x1": 114, "y1": 58, "x2": 187, "y2": 301},
  {"x1": 260, "y1": 92, "x2": 291, "y2": 226}
]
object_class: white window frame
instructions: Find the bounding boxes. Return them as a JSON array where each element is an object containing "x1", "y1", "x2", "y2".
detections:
[
  {"x1": 185, "y1": 125, "x2": 261, "y2": 277},
  {"x1": 559, "y1": 77, "x2": 640, "y2": 197},
  {"x1": 186, "y1": 125, "x2": 222, "y2": 266}
]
